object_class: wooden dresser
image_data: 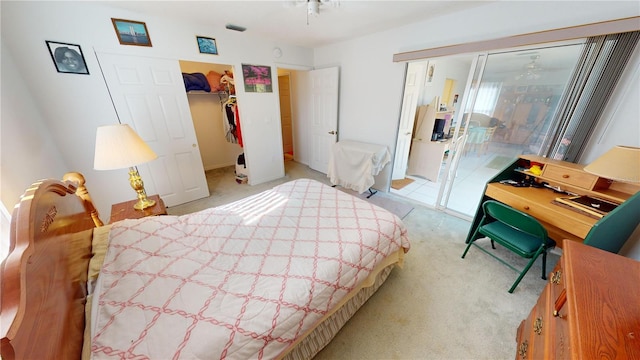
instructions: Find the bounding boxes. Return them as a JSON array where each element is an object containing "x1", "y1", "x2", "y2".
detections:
[{"x1": 516, "y1": 240, "x2": 640, "y2": 359}]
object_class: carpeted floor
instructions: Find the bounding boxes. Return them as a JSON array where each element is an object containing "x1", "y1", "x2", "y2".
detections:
[
  {"x1": 314, "y1": 204, "x2": 559, "y2": 360},
  {"x1": 336, "y1": 187, "x2": 414, "y2": 219},
  {"x1": 168, "y1": 161, "x2": 556, "y2": 359}
]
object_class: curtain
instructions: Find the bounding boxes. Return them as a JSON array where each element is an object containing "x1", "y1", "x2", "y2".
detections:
[{"x1": 546, "y1": 31, "x2": 640, "y2": 161}]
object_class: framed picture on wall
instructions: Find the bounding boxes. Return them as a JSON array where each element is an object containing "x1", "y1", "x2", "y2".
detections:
[
  {"x1": 196, "y1": 36, "x2": 218, "y2": 55},
  {"x1": 45, "y1": 41, "x2": 89, "y2": 75},
  {"x1": 242, "y1": 64, "x2": 273, "y2": 93},
  {"x1": 426, "y1": 62, "x2": 435, "y2": 85},
  {"x1": 111, "y1": 18, "x2": 152, "y2": 47}
]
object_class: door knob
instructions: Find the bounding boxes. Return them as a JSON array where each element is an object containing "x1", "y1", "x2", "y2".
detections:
[{"x1": 328, "y1": 130, "x2": 337, "y2": 135}]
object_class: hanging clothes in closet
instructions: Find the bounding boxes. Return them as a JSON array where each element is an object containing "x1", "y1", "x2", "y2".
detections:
[{"x1": 222, "y1": 96, "x2": 243, "y2": 146}]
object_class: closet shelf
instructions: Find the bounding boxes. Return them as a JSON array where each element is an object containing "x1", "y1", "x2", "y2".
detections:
[{"x1": 186, "y1": 90, "x2": 227, "y2": 95}]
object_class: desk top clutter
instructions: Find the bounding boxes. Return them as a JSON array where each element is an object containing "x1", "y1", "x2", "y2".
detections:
[{"x1": 328, "y1": 140, "x2": 391, "y2": 194}]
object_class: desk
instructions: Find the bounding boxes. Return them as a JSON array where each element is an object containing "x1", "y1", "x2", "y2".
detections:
[
  {"x1": 328, "y1": 140, "x2": 390, "y2": 195},
  {"x1": 484, "y1": 183, "x2": 596, "y2": 243},
  {"x1": 465, "y1": 155, "x2": 639, "y2": 250}
]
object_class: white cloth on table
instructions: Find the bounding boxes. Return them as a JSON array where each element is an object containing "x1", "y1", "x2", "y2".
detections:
[{"x1": 327, "y1": 140, "x2": 391, "y2": 194}]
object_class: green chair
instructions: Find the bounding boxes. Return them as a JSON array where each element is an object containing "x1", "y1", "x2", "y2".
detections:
[{"x1": 461, "y1": 200, "x2": 556, "y2": 293}]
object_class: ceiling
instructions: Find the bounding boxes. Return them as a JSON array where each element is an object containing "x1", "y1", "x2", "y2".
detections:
[{"x1": 104, "y1": 1, "x2": 490, "y2": 48}]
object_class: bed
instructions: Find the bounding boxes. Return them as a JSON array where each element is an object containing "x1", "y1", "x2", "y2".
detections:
[{"x1": 0, "y1": 173, "x2": 409, "y2": 359}]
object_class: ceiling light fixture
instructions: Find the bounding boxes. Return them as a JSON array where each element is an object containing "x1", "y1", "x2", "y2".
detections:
[
  {"x1": 516, "y1": 55, "x2": 543, "y2": 81},
  {"x1": 307, "y1": 0, "x2": 320, "y2": 16}
]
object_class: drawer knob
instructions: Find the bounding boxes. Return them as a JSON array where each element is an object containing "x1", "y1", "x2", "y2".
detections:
[
  {"x1": 533, "y1": 317, "x2": 543, "y2": 335},
  {"x1": 562, "y1": 174, "x2": 570, "y2": 178},
  {"x1": 518, "y1": 340, "x2": 528, "y2": 359},
  {"x1": 551, "y1": 270, "x2": 562, "y2": 284},
  {"x1": 523, "y1": 205, "x2": 530, "y2": 210}
]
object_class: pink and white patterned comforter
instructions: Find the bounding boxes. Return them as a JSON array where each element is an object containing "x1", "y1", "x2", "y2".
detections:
[{"x1": 91, "y1": 179, "x2": 409, "y2": 359}]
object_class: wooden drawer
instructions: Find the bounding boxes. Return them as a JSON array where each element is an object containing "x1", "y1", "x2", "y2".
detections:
[
  {"x1": 553, "y1": 315, "x2": 570, "y2": 359},
  {"x1": 486, "y1": 185, "x2": 553, "y2": 220},
  {"x1": 516, "y1": 298, "x2": 536, "y2": 359},
  {"x1": 516, "y1": 318, "x2": 532, "y2": 358},
  {"x1": 485, "y1": 184, "x2": 593, "y2": 241},
  {"x1": 530, "y1": 286, "x2": 550, "y2": 359},
  {"x1": 548, "y1": 261, "x2": 569, "y2": 359},
  {"x1": 548, "y1": 262, "x2": 564, "y2": 316},
  {"x1": 542, "y1": 164, "x2": 598, "y2": 190},
  {"x1": 516, "y1": 284, "x2": 555, "y2": 359}
]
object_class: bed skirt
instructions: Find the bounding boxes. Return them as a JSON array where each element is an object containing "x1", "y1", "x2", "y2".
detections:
[{"x1": 281, "y1": 262, "x2": 397, "y2": 359}]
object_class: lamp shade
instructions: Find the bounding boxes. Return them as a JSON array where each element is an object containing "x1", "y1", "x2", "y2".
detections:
[
  {"x1": 583, "y1": 145, "x2": 640, "y2": 183},
  {"x1": 94, "y1": 124, "x2": 158, "y2": 170}
]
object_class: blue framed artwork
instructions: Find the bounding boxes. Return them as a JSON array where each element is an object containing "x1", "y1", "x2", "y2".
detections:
[
  {"x1": 196, "y1": 36, "x2": 218, "y2": 55},
  {"x1": 111, "y1": 18, "x2": 152, "y2": 47}
]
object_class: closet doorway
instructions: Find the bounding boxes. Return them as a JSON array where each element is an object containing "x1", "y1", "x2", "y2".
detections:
[
  {"x1": 179, "y1": 60, "x2": 244, "y2": 178},
  {"x1": 278, "y1": 73, "x2": 294, "y2": 161}
]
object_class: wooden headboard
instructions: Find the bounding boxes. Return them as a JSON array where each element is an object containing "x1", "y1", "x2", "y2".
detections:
[{"x1": 0, "y1": 173, "x2": 102, "y2": 359}]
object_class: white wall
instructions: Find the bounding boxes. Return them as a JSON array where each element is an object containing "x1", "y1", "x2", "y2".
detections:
[
  {"x1": 0, "y1": 41, "x2": 68, "y2": 209},
  {"x1": 313, "y1": 1, "x2": 639, "y2": 191},
  {"x1": 416, "y1": 57, "x2": 471, "y2": 113},
  {"x1": 1, "y1": 1, "x2": 313, "y2": 220}
]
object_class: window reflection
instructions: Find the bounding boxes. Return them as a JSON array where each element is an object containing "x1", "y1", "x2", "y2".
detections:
[
  {"x1": 474, "y1": 45, "x2": 582, "y2": 156},
  {"x1": 392, "y1": 42, "x2": 585, "y2": 217}
]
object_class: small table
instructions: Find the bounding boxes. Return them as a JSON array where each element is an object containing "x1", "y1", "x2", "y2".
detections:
[
  {"x1": 327, "y1": 140, "x2": 391, "y2": 197},
  {"x1": 109, "y1": 194, "x2": 167, "y2": 224}
]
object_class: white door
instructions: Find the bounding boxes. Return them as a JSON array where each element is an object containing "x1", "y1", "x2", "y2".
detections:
[
  {"x1": 309, "y1": 67, "x2": 339, "y2": 174},
  {"x1": 97, "y1": 52, "x2": 210, "y2": 207},
  {"x1": 392, "y1": 62, "x2": 425, "y2": 180}
]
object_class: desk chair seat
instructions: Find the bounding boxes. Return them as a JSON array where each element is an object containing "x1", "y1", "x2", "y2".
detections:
[{"x1": 462, "y1": 200, "x2": 556, "y2": 293}]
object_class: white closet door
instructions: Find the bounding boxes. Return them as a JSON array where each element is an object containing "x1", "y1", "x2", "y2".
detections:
[{"x1": 98, "y1": 52, "x2": 210, "y2": 207}]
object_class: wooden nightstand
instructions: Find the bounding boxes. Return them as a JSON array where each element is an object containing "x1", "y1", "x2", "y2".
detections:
[{"x1": 109, "y1": 194, "x2": 167, "y2": 224}]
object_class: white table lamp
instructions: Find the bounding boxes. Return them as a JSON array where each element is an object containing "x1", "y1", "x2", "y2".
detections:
[
  {"x1": 584, "y1": 145, "x2": 640, "y2": 183},
  {"x1": 94, "y1": 124, "x2": 158, "y2": 210}
]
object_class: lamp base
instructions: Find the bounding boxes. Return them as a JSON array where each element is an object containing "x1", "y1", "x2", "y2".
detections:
[
  {"x1": 133, "y1": 196, "x2": 156, "y2": 210},
  {"x1": 128, "y1": 167, "x2": 156, "y2": 211}
]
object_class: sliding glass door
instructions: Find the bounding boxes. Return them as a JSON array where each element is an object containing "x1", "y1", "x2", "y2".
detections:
[
  {"x1": 392, "y1": 32, "x2": 638, "y2": 218},
  {"x1": 441, "y1": 43, "x2": 584, "y2": 216}
]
